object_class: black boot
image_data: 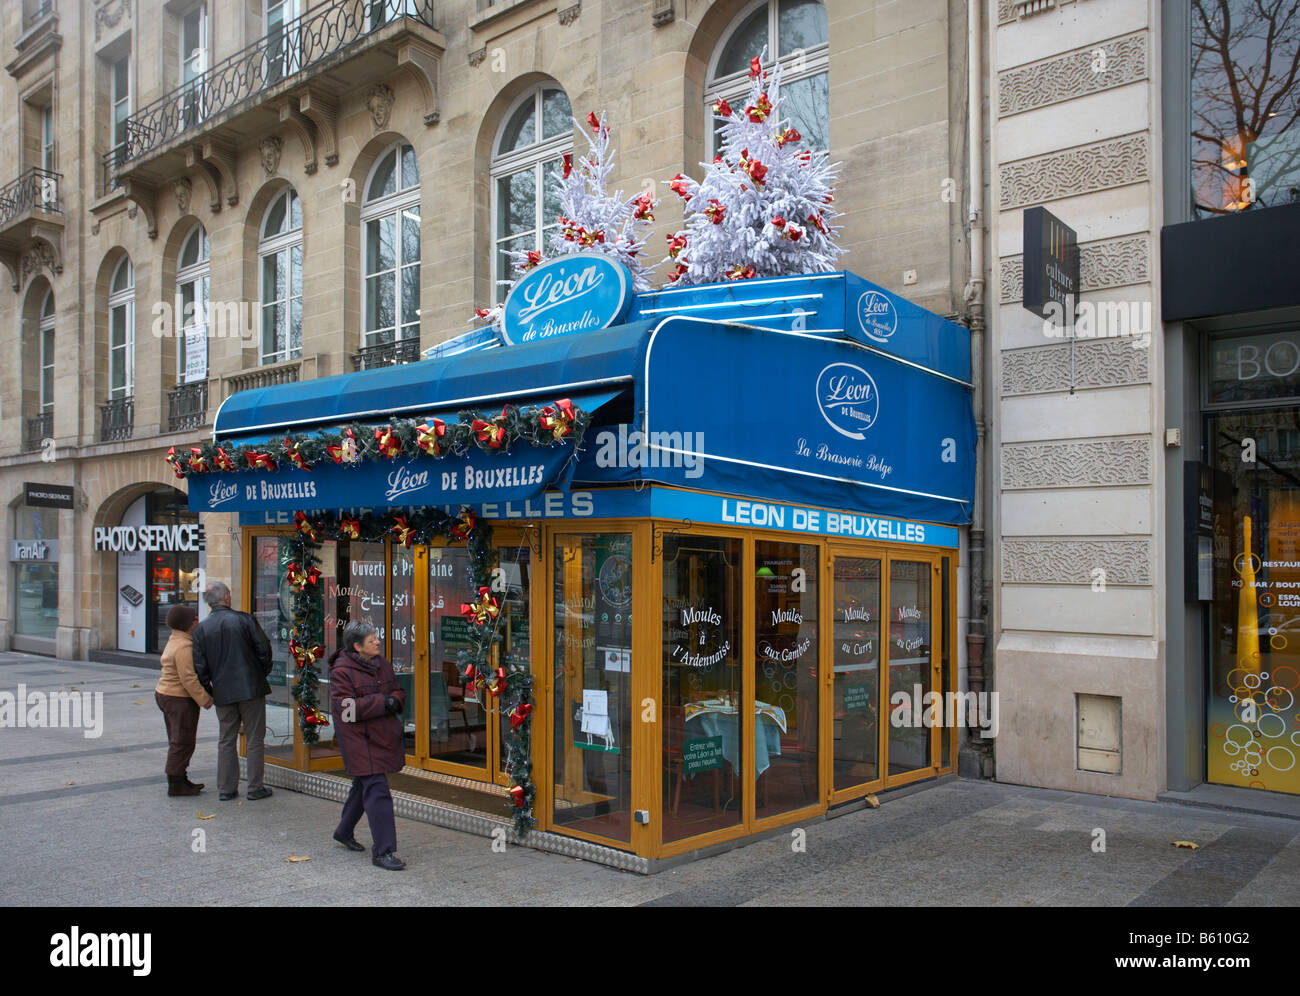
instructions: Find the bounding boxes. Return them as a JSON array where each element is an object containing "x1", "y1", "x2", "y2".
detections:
[
  {"x1": 183, "y1": 774, "x2": 205, "y2": 793},
  {"x1": 168, "y1": 775, "x2": 202, "y2": 797}
]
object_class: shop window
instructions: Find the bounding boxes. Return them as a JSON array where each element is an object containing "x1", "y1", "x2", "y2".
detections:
[
  {"x1": 12, "y1": 505, "x2": 58, "y2": 641},
  {"x1": 490, "y1": 85, "x2": 571, "y2": 303},
  {"x1": 831, "y1": 555, "x2": 882, "y2": 791},
  {"x1": 753, "y1": 540, "x2": 820, "y2": 817},
  {"x1": 887, "y1": 558, "x2": 932, "y2": 776},
  {"x1": 427, "y1": 546, "x2": 482, "y2": 767},
  {"x1": 552, "y1": 533, "x2": 633, "y2": 843},
  {"x1": 1191, "y1": 0, "x2": 1300, "y2": 217},
  {"x1": 259, "y1": 187, "x2": 303, "y2": 365},
  {"x1": 661, "y1": 534, "x2": 743, "y2": 844},
  {"x1": 108, "y1": 257, "x2": 134, "y2": 400},
  {"x1": 176, "y1": 224, "x2": 210, "y2": 384},
  {"x1": 705, "y1": 0, "x2": 829, "y2": 155},
  {"x1": 362, "y1": 142, "x2": 421, "y2": 348}
]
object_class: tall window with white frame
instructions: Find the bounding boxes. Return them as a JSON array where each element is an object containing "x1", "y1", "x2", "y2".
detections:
[
  {"x1": 259, "y1": 187, "x2": 303, "y2": 365},
  {"x1": 39, "y1": 289, "x2": 54, "y2": 417},
  {"x1": 108, "y1": 258, "x2": 134, "y2": 401},
  {"x1": 41, "y1": 105, "x2": 54, "y2": 173},
  {"x1": 362, "y1": 141, "x2": 421, "y2": 354},
  {"x1": 176, "y1": 224, "x2": 210, "y2": 384},
  {"x1": 705, "y1": 0, "x2": 829, "y2": 155},
  {"x1": 265, "y1": 0, "x2": 300, "y2": 86},
  {"x1": 112, "y1": 55, "x2": 130, "y2": 153},
  {"x1": 179, "y1": 3, "x2": 208, "y2": 127},
  {"x1": 490, "y1": 86, "x2": 572, "y2": 304}
]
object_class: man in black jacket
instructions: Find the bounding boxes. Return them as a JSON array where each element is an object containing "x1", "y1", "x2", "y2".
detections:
[{"x1": 192, "y1": 581, "x2": 275, "y2": 802}]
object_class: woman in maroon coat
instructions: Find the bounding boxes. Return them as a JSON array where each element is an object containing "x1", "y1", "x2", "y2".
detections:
[{"x1": 329, "y1": 620, "x2": 407, "y2": 870}]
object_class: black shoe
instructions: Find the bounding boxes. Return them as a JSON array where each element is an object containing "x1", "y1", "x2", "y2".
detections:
[
  {"x1": 184, "y1": 776, "x2": 205, "y2": 793},
  {"x1": 333, "y1": 831, "x2": 366, "y2": 852},
  {"x1": 219, "y1": 792, "x2": 239, "y2": 801},
  {"x1": 246, "y1": 787, "x2": 273, "y2": 801},
  {"x1": 167, "y1": 775, "x2": 202, "y2": 797},
  {"x1": 372, "y1": 852, "x2": 406, "y2": 871}
]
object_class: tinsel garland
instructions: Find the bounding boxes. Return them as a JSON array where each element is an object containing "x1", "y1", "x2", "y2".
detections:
[
  {"x1": 165, "y1": 400, "x2": 590, "y2": 480},
  {"x1": 284, "y1": 507, "x2": 538, "y2": 836}
]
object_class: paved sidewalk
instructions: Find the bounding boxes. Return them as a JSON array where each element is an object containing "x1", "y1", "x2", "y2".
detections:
[{"x1": 1, "y1": 652, "x2": 1297, "y2": 906}]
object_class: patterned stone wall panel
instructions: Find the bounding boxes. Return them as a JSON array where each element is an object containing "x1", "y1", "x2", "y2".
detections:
[
  {"x1": 1002, "y1": 337, "x2": 1150, "y2": 395},
  {"x1": 1002, "y1": 437, "x2": 1151, "y2": 489},
  {"x1": 999, "y1": 234, "x2": 1151, "y2": 303},
  {"x1": 998, "y1": 0, "x2": 1018, "y2": 24},
  {"x1": 999, "y1": 32, "x2": 1148, "y2": 118},
  {"x1": 1000, "y1": 133, "x2": 1149, "y2": 209},
  {"x1": 1002, "y1": 538, "x2": 1152, "y2": 585}
]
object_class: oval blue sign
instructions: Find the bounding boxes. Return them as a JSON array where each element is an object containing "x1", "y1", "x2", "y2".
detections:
[
  {"x1": 816, "y1": 362, "x2": 880, "y2": 440},
  {"x1": 856, "y1": 290, "x2": 897, "y2": 344},
  {"x1": 502, "y1": 253, "x2": 634, "y2": 346}
]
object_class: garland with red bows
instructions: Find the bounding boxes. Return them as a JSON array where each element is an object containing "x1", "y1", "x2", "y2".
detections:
[
  {"x1": 284, "y1": 506, "x2": 538, "y2": 835},
  {"x1": 164, "y1": 400, "x2": 589, "y2": 480}
]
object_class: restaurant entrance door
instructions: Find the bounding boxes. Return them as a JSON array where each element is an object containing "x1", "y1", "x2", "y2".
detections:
[{"x1": 412, "y1": 530, "x2": 533, "y2": 786}]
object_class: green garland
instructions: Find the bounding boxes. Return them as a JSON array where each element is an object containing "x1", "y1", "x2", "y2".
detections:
[
  {"x1": 284, "y1": 507, "x2": 537, "y2": 835},
  {"x1": 165, "y1": 400, "x2": 590, "y2": 479}
]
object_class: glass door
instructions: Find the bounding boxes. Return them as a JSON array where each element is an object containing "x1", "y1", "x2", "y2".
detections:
[
  {"x1": 884, "y1": 554, "x2": 939, "y2": 785},
  {"x1": 424, "y1": 543, "x2": 489, "y2": 777},
  {"x1": 829, "y1": 552, "x2": 883, "y2": 798}
]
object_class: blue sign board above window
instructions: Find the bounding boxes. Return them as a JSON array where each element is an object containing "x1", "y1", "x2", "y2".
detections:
[{"x1": 501, "y1": 253, "x2": 635, "y2": 346}]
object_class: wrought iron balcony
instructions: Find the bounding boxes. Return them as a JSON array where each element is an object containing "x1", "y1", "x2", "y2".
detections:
[
  {"x1": 351, "y1": 336, "x2": 421, "y2": 370},
  {"x1": 117, "y1": 0, "x2": 437, "y2": 171},
  {"x1": 23, "y1": 411, "x2": 52, "y2": 453},
  {"x1": 99, "y1": 144, "x2": 126, "y2": 198},
  {"x1": 99, "y1": 397, "x2": 134, "y2": 442},
  {"x1": 0, "y1": 167, "x2": 62, "y2": 227},
  {"x1": 167, "y1": 381, "x2": 208, "y2": 433}
]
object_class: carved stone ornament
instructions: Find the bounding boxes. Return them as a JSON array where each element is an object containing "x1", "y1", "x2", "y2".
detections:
[
  {"x1": 260, "y1": 136, "x2": 283, "y2": 176},
  {"x1": 1001, "y1": 538, "x2": 1152, "y2": 586},
  {"x1": 1002, "y1": 437, "x2": 1151, "y2": 490},
  {"x1": 469, "y1": 47, "x2": 487, "y2": 68},
  {"x1": 999, "y1": 32, "x2": 1148, "y2": 118},
  {"x1": 175, "y1": 177, "x2": 193, "y2": 214},
  {"x1": 1000, "y1": 234, "x2": 1151, "y2": 304},
  {"x1": 21, "y1": 240, "x2": 56, "y2": 284},
  {"x1": 1001, "y1": 337, "x2": 1149, "y2": 397},
  {"x1": 367, "y1": 84, "x2": 395, "y2": 131},
  {"x1": 999, "y1": 133, "x2": 1149, "y2": 209},
  {"x1": 558, "y1": 3, "x2": 581, "y2": 26},
  {"x1": 94, "y1": 0, "x2": 132, "y2": 43}
]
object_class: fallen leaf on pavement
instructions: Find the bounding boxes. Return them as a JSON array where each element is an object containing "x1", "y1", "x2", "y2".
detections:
[
  {"x1": 132, "y1": 701, "x2": 145, "y2": 705},
  {"x1": 865, "y1": 794, "x2": 880, "y2": 809},
  {"x1": 197, "y1": 811, "x2": 215, "y2": 820},
  {"x1": 285, "y1": 853, "x2": 311, "y2": 863},
  {"x1": 1172, "y1": 840, "x2": 1200, "y2": 850}
]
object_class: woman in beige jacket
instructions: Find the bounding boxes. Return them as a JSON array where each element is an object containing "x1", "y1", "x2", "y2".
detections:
[{"x1": 155, "y1": 604, "x2": 213, "y2": 796}]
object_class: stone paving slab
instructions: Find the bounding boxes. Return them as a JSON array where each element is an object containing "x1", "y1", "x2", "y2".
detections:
[{"x1": 2, "y1": 651, "x2": 1298, "y2": 907}]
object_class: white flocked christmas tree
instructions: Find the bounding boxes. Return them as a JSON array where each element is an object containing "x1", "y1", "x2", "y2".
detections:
[
  {"x1": 471, "y1": 111, "x2": 659, "y2": 334},
  {"x1": 662, "y1": 49, "x2": 843, "y2": 285}
]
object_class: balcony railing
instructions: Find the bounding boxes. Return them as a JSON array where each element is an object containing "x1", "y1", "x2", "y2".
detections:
[
  {"x1": 168, "y1": 381, "x2": 208, "y2": 433},
  {"x1": 351, "y1": 336, "x2": 421, "y2": 370},
  {"x1": 99, "y1": 144, "x2": 126, "y2": 198},
  {"x1": 225, "y1": 357, "x2": 304, "y2": 397},
  {"x1": 99, "y1": 396, "x2": 134, "y2": 442},
  {"x1": 23, "y1": 411, "x2": 52, "y2": 453},
  {"x1": 118, "y1": 0, "x2": 435, "y2": 167},
  {"x1": 0, "y1": 167, "x2": 62, "y2": 226},
  {"x1": 22, "y1": 0, "x2": 55, "y2": 32}
]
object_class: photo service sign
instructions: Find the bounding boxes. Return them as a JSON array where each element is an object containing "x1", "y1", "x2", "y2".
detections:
[
  {"x1": 501, "y1": 252, "x2": 633, "y2": 345},
  {"x1": 1022, "y1": 206, "x2": 1079, "y2": 322}
]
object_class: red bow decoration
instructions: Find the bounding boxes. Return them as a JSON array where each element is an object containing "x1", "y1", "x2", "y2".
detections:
[
  {"x1": 510, "y1": 702, "x2": 533, "y2": 729},
  {"x1": 668, "y1": 261, "x2": 689, "y2": 283},
  {"x1": 586, "y1": 110, "x2": 601, "y2": 133},
  {"x1": 283, "y1": 438, "x2": 310, "y2": 471},
  {"x1": 705, "y1": 200, "x2": 726, "y2": 225},
  {"x1": 415, "y1": 419, "x2": 446, "y2": 456},
  {"x1": 339, "y1": 517, "x2": 361, "y2": 540},
  {"x1": 214, "y1": 447, "x2": 236, "y2": 472},
  {"x1": 631, "y1": 192, "x2": 655, "y2": 221},
  {"x1": 777, "y1": 127, "x2": 802, "y2": 148},
  {"x1": 808, "y1": 212, "x2": 828, "y2": 234},
  {"x1": 300, "y1": 705, "x2": 329, "y2": 727},
  {"x1": 578, "y1": 227, "x2": 606, "y2": 247},
  {"x1": 165, "y1": 447, "x2": 186, "y2": 479},
  {"x1": 666, "y1": 233, "x2": 688, "y2": 259},
  {"x1": 510, "y1": 784, "x2": 526, "y2": 808},
  {"x1": 293, "y1": 511, "x2": 317, "y2": 540},
  {"x1": 523, "y1": 250, "x2": 542, "y2": 270},
  {"x1": 725, "y1": 264, "x2": 757, "y2": 281},
  {"x1": 325, "y1": 428, "x2": 358, "y2": 465},
  {"x1": 390, "y1": 514, "x2": 416, "y2": 548},
  {"x1": 246, "y1": 451, "x2": 276, "y2": 471},
  {"x1": 186, "y1": 447, "x2": 209, "y2": 474},
  {"x1": 460, "y1": 586, "x2": 501, "y2": 626},
  {"x1": 286, "y1": 563, "x2": 321, "y2": 591},
  {"x1": 539, "y1": 398, "x2": 577, "y2": 441},
  {"x1": 669, "y1": 174, "x2": 692, "y2": 199},
  {"x1": 745, "y1": 93, "x2": 772, "y2": 123},
  {"x1": 472, "y1": 408, "x2": 510, "y2": 449},
  {"x1": 449, "y1": 508, "x2": 477, "y2": 542},
  {"x1": 712, "y1": 97, "x2": 732, "y2": 117},
  {"x1": 784, "y1": 225, "x2": 804, "y2": 242},
  {"x1": 463, "y1": 664, "x2": 477, "y2": 684},
  {"x1": 749, "y1": 55, "x2": 764, "y2": 79},
  {"x1": 771, "y1": 216, "x2": 786, "y2": 229},
  {"x1": 289, "y1": 638, "x2": 323, "y2": 669},
  {"x1": 375, "y1": 426, "x2": 403, "y2": 460},
  {"x1": 739, "y1": 149, "x2": 767, "y2": 187},
  {"x1": 487, "y1": 667, "x2": 507, "y2": 698},
  {"x1": 562, "y1": 152, "x2": 572, "y2": 179}
]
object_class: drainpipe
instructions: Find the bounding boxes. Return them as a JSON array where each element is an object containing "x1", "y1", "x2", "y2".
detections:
[{"x1": 963, "y1": 0, "x2": 992, "y2": 776}]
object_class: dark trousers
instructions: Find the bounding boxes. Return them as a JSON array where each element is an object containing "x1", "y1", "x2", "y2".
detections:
[
  {"x1": 336, "y1": 774, "x2": 397, "y2": 857},
  {"x1": 214, "y1": 697, "x2": 266, "y2": 795},
  {"x1": 155, "y1": 692, "x2": 200, "y2": 776}
]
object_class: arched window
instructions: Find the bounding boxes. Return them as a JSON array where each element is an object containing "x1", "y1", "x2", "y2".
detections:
[
  {"x1": 39, "y1": 289, "x2": 54, "y2": 414},
  {"x1": 177, "y1": 224, "x2": 210, "y2": 383},
  {"x1": 259, "y1": 187, "x2": 302, "y2": 365},
  {"x1": 108, "y1": 257, "x2": 134, "y2": 400},
  {"x1": 490, "y1": 85, "x2": 572, "y2": 303},
  {"x1": 705, "y1": 0, "x2": 829, "y2": 153},
  {"x1": 362, "y1": 141, "x2": 420, "y2": 347}
]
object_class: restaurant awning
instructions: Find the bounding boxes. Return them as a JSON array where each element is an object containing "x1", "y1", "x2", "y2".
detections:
[{"x1": 193, "y1": 273, "x2": 976, "y2": 525}]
